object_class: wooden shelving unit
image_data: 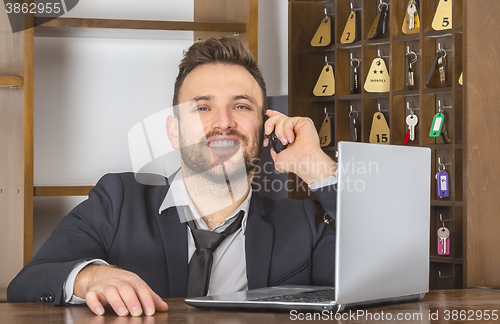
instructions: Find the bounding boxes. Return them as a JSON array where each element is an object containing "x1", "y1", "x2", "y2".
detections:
[{"x1": 289, "y1": 0, "x2": 466, "y2": 289}]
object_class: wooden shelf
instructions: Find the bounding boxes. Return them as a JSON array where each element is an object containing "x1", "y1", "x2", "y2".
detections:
[
  {"x1": 431, "y1": 256, "x2": 463, "y2": 265},
  {"x1": 422, "y1": 87, "x2": 453, "y2": 94},
  {"x1": 34, "y1": 186, "x2": 93, "y2": 197},
  {"x1": 34, "y1": 18, "x2": 246, "y2": 33},
  {"x1": 392, "y1": 89, "x2": 419, "y2": 97},
  {"x1": 0, "y1": 76, "x2": 23, "y2": 87}
]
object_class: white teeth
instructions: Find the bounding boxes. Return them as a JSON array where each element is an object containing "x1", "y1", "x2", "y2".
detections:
[{"x1": 210, "y1": 140, "x2": 237, "y2": 148}]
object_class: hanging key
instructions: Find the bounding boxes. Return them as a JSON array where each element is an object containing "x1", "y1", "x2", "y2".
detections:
[
  {"x1": 349, "y1": 107, "x2": 358, "y2": 142},
  {"x1": 438, "y1": 54, "x2": 447, "y2": 83},
  {"x1": 408, "y1": 1, "x2": 417, "y2": 30},
  {"x1": 441, "y1": 121, "x2": 451, "y2": 144},
  {"x1": 408, "y1": 60, "x2": 415, "y2": 89},
  {"x1": 437, "y1": 226, "x2": 450, "y2": 255},
  {"x1": 381, "y1": 6, "x2": 388, "y2": 35},
  {"x1": 350, "y1": 58, "x2": 360, "y2": 94},
  {"x1": 406, "y1": 114, "x2": 418, "y2": 141}
]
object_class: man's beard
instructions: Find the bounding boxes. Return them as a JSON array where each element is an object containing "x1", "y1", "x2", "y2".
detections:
[{"x1": 179, "y1": 127, "x2": 263, "y2": 184}]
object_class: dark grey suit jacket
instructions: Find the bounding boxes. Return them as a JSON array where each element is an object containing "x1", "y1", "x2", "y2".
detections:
[{"x1": 8, "y1": 172, "x2": 336, "y2": 305}]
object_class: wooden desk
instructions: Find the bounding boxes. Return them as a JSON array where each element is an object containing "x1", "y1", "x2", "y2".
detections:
[{"x1": 1, "y1": 289, "x2": 499, "y2": 323}]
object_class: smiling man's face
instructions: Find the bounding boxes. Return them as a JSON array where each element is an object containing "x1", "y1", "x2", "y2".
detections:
[{"x1": 172, "y1": 63, "x2": 264, "y2": 182}]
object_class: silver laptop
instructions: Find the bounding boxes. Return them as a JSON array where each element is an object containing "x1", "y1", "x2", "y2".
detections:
[{"x1": 185, "y1": 142, "x2": 431, "y2": 312}]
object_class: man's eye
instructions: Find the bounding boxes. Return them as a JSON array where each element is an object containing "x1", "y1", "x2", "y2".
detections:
[
  {"x1": 236, "y1": 105, "x2": 250, "y2": 110},
  {"x1": 197, "y1": 107, "x2": 209, "y2": 111}
]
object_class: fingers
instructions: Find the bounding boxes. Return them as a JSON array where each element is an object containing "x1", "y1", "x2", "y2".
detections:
[
  {"x1": 134, "y1": 283, "x2": 158, "y2": 316},
  {"x1": 152, "y1": 292, "x2": 169, "y2": 312},
  {"x1": 84, "y1": 268, "x2": 168, "y2": 317},
  {"x1": 264, "y1": 110, "x2": 296, "y2": 145},
  {"x1": 86, "y1": 291, "x2": 106, "y2": 316},
  {"x1": 103, "y1": 285, "x2": 130, "y2": 316}
]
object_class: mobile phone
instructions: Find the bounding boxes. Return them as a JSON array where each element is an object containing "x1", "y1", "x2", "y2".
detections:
[{"x1": 264, "y1": 115, "x2": 287, "y2": 154}]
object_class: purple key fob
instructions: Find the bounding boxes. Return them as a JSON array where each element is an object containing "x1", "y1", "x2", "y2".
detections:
[{"x1": 437, "y1": 170, "x2": 449, "y2": 198}]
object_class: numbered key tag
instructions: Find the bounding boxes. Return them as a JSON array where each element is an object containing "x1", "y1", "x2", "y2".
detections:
[
  {"x1": 437, "y1": 226, "x2": 450, "y2": 255},
  {"x1": 432, "y1": 0, "x2": 452, "y2": 31},
  {"x1": 341, "y1": 10, "x2": 358, "y2": 44},
  {"x1": 437, "y1": 170, "x2": 450, "y2": 198},
  {"x1": 369, "y1": 112, "x2": 390, "y2": 144},
  {"x1": 402, "y1": 0, "x2": 420, "y2": 34},
  {"x1": 319, "y1": 115, "x2": 334, "y2": 147},
  {"x1": 367, "y1": 3, "x2": 388, "y2": 40},
  {"x1": 364, "y1": 58, "x2": 390, "y2": 93},
  {"x1": 429, "y1": 113, "x2": 445, "y2": 137},
  {"x1": 313, "y1": 64, "x2": 335, "y2": 96},
  {"x1": 311, "y1": 16, "x2": 333, "y2": 47}
]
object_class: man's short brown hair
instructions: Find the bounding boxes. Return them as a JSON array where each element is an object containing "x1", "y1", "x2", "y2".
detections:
[{"x1": 172, "y1": 37, "x2": 267, "y2": 116}]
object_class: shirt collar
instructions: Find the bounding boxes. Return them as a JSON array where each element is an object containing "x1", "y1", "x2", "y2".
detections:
[{"x1": 159, "y1": 168, "x2": 252, "y2": 233}]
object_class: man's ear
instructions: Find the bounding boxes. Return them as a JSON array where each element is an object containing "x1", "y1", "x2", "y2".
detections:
[{"x1": 166, "y1": 115, "x2": 180, "y2": 150}]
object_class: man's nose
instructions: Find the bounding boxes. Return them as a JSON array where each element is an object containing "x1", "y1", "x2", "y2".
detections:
[{"x1": 211, "y1": 109, "x2": 237, "y2": 131}]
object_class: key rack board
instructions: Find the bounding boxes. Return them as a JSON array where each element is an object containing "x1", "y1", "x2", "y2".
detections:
[{"x1": 288, "y1": 0, "x2": 500, "y2": 289}]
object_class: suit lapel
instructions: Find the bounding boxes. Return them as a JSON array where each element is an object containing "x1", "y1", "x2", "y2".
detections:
[
  {"x1": 156, "y1": 205, "x2": 189, "y2": 297},
  {"x1": 245, "y1": 193, "x2": 274, "y2": 289}
]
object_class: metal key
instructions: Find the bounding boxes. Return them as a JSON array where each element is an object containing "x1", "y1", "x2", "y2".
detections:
[
  {"x1": 406, "y1": 114, "x2": 418, "y2": 141},
  {"x1": 408, "y1": 1, "x2": 417, "y2": 30},
  {"x1": 407, "y1": 59, "x2": 415, "y2": 90},
  {"x1": 437, "y1": 226, "x2": 450, "y2": 255},
  {"x1": 349, "y1": 106, "x2": 358, "y2": 141},
  {"x1": 381, "y1": 8, "x2": 387, "y2": 34},
  {"x1": 438, "y1": 55, "x2": 446, "y2": 83}
]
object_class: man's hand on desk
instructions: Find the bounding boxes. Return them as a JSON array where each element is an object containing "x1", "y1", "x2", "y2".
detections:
[{"x1": 74, "y1": 264, "x2": 169, "y2": 316}]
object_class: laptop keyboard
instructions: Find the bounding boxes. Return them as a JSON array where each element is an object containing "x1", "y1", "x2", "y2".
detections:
[{"x1": 250, "y1": 288, "x2": 336, "y2": 303}]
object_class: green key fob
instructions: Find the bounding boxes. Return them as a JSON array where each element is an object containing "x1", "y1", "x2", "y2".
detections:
[{"x1": 429, "y1": 113, "x2": 445, "y2": 137}]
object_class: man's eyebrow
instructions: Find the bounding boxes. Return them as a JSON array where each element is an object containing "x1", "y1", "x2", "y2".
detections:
[
  {"x1": 231, "y1": 94, "x2": 257, "y2": 104},
  {"x1": 193, "y1": 95, "x2": 213, "y2": 102}
]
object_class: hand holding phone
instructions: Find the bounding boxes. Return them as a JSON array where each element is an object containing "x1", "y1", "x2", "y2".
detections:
[{"x1": 264, "y1": 115, "x2": 287, "y2": 154}]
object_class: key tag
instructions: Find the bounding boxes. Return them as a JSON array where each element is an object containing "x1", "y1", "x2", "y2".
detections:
[
  {"x1": 341, "y1": 4, "x2": 359, "y2": 44},
  {"x1": 319, "y1": 111, "x2": 334, "y2": 148},
  {"x1": 402, "y1": 0, "x2": 420, "y2": 34},
  {"x1": 432, "y1": 0, "x2": 452, "y2": 31},
  {"x1": 311, "y1": 8, "x2": 333, "y2": 47},
  {"x1": 364, "y1": 56, "x2": 390, "y2": 93},
  {"x1": 367, "y1": 1, "x2": 388, "y2": 40},
  {"x1": 430, "y1": 112, "x2": 445, "y2": 137},
  {"x1": 436, "y1": 160, "x2": 450, "y2": 198},
  {"x1": 369, "y1": 110, "x2": 390, "y2": 144},
  {"x1": 313, "y1": 58, "x2": 335, "y2": 96},
  {"x1": 458, "y1": 72, "x2": 463, "y2": 85}
]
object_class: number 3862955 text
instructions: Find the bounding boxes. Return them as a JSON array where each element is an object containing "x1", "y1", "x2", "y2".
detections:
[{"x1": 5, "y1": 3, "x2": 63, "y2": 14}]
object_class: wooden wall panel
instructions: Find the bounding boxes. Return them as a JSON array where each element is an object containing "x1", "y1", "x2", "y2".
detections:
[
  {"x1": 465, "y1": 0, "x2": 500, "y2": 287},
  {"x1": 0, "y1": 5, "x2": 28, "y2": 292},
  {"x1": 193, "y1": 0, "x2": 258, "y2": 62}
]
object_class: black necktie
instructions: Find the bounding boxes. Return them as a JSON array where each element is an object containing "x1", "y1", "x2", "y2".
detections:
[{"x1": 186, "y1": 210, "x2": 244, "y2": 297}]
